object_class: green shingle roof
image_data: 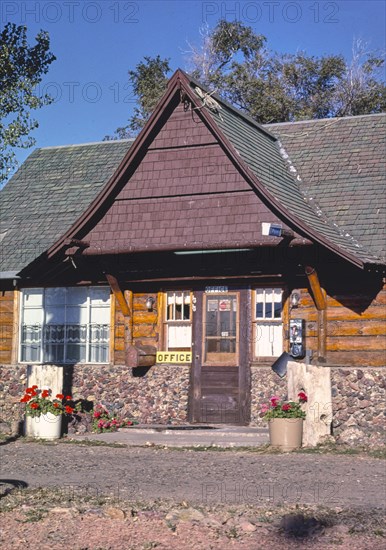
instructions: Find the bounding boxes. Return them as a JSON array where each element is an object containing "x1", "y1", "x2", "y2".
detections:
[
  {"x1": 0, "y1": 140, "x2": 133, "y2": 272},
  {"x1": 266, "y1": 114, "x2": 386, "y2": 263},
  {"x1": 189, "y1": 81, "x2": 384, "y2": 265}
]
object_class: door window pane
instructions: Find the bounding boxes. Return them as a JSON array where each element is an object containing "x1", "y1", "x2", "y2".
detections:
[{"x1": 204, "y1": 294, "x2": 238, "y2": 365}]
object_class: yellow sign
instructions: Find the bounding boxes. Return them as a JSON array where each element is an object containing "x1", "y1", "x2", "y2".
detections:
[{"x1": 156, "y1": 351, "x2": 192, "y2": 364}]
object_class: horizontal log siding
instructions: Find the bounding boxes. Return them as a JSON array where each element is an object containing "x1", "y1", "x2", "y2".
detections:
[
  {"x1": 114, "y1": 293, "x2": 159, "y2": 365},
  {"x1": 0, "y1": 292, "x2": 15, "y2": 363},
  {"x1": 295, "y1": 284, "x2": 386, "y2": 367}
]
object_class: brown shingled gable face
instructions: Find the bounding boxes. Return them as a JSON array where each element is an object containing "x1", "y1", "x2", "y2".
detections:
[{"x1": 82, "y1": 103, "x2": 294, "y2": 254}]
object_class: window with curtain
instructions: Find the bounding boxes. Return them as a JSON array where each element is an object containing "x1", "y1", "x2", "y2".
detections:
[
  {"x1": 164, "y1": 291, "x2": 192, "y2": 350},
  {"x1": 20, "y1": 287, "x2": 110, "y2": 364},
  {"x1": 253, "y1": 288, "x2": 283, "y2": 358}
]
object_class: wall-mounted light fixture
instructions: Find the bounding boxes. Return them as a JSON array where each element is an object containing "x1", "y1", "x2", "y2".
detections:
[
  {"x1": 261, "y1": 222, "x2": 294, "y2": 239},
  {"x1": 290, "y1": 291, "x2": 300, "y2": 308},
  {"x1": 146, "y1": 296, "x2": 156, "y2": 311}
]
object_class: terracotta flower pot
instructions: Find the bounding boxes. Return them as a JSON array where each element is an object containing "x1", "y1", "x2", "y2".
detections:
[{"x1": 268, "y1": 417, "x2": 303, "y2": 451}]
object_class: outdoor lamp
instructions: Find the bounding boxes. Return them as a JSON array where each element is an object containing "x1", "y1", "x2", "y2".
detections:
[
  {"x1": 290, "y1": 291, "x2": 300, "y2": 308},
  {"x1": 146, "y1": 297, "x2": 156, "y2": 311}
]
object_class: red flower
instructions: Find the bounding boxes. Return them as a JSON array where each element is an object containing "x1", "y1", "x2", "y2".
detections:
[
  {"x1": 282, "y1": 404, "x2": 291, "y2": 411},
  {"x1": 56, "y1": 393, "x2": 64, "y2": 400},
  {"x1": 53, "y1": 403, "x2": 60, "y2": 408},
  {"x1": 30, "y1": 403, "x2": 39, "y2": 409},
  {"x1": 30, "y1": 391, "x2": 37, "y2": 397},
  {"x1": 20, "y1": 395, "x2": 31, "y2": 402},
  {"x1": 93, "y1": 411, "x2": 101, "y2": 418},
  {"x1": 41, "y1": 390, "x2": 50, "y2": 398},
  {"x1": 64, "y1": 405, "x2": 74, "y2": 414},
  {"x1": 270, "y1": 396, "x2": 279, "y2": 407},
  {"x1": 25, "y1": 388, "x2": 34, "y2": 394},
  {"x1": 65, "y1": 395, "x2": 72, "y2": 401},
  {"x1": 298, "y1": 391, "x2": 308, "y2": 402},
  {"x1": 32, "y1": 385, "x2": 38, "y2": 390}
]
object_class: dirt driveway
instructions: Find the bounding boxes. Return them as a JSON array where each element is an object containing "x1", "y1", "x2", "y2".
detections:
[{"x1": 1, "y1": 439, "x2": 385, "y2": 549}]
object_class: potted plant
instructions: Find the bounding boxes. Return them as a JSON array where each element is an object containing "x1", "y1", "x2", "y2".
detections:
[
  {"x1": 20, "y1": 386, "x2": 78, "y2": 440},
  {"x1": 261, "y1": 392, "x2": 307, "y2": 451}
]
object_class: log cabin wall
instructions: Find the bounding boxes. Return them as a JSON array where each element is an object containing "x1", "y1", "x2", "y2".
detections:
[
  {"x1": 113, "y1": 293, "x2": 159, "y2": 365},
  {"x1": 0, "y1": 291, "x2": 16, "y2": 365},
  {"x1": 291, "y1": 282, "x2": 386, "y2": 367}
]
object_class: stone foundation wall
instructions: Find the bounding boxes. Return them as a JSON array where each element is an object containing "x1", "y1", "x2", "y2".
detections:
[
  {"x1": 68, "y1": 364, "x2": 190, "y2": 425},
  {"x1": 0, "y1": 364, "x2": 27, "y2": 432},
  {"x1": 1, "y1": 364, "x2": 385, "y2": 446},
  {"x1": 331, "y1": 367, "x2": 385, "y2": 446}
]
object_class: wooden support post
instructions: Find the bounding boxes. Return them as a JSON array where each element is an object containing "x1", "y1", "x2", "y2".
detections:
[
  {"x1": 305, "y1": 266, "x2": 327, "y2": 362},
  {"x1": 318, "y1": 308, "x2": 327, "y2": 361},
  {"x1": 105, "y1": 274, "x2": 132, "y2": 364},
  {"x1": 305, "y1": 266, "x2": 327, "y2": 310}
]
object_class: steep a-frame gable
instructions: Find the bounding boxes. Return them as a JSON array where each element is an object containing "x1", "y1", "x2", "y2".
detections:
[{"x1": 82, "y1": 102, "x2": 292, "y2": 253}]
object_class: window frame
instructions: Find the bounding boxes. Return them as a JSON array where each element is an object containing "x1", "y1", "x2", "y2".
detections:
[
  {"x1": 19, "y1": 286, "x2": 111, "y2": 365},
  {"x1": 162, "y1": 290, "x2": 193, "y2": 352},
  {"x1": 252, "y1": 286, "x2": 285, "y2": 360}
]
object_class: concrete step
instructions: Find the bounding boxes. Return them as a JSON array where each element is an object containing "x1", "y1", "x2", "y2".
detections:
[{"x1": 70, "y1": 424, "x2": 270, "y2": 447}]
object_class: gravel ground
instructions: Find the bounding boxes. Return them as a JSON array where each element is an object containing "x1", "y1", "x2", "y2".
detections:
[{"x1": 0, "y1": 438, "x2": 385, "y2": 549}]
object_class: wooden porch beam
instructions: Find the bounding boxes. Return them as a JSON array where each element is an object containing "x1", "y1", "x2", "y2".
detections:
[
  {"x1": 105, "y1": 273, "x2": 131, "y2": 317},
  {"x1": 305, "y1": 266, "x2": 327, "y2": 362},
  {"x1": 305, "y1": 266, "x2": 327, "y2": 311}
]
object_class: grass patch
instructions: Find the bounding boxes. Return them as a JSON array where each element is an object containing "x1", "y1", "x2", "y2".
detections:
[
  {"x1": 295, "y1": 443, "x2": 386, "y2": 459},
  {"x1": 60, "y1": 438, "x2": 127, "y2": 449}
]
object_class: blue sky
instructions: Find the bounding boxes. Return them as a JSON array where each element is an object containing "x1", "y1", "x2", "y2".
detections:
[{"x1": 3, "y1": 0, "x2": 386, "y2": 178}]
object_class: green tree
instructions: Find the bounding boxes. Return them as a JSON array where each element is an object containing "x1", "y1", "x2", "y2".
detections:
[
  {"x1": 0, "y1": 23, "x2": 56, "y2": 184},
  {"x1": 114, "y1": 20, "x2": 385, "y2": 134},
  {"x1": 105, "y1": 55, "x2": 171, "y2": 140}
]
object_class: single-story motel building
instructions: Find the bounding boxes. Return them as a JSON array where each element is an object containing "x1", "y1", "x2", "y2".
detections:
[{"x1": 0, "y1": 71, "x2": 385, "y2": 444}]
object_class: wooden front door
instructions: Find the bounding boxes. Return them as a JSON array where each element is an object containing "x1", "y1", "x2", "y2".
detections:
[{"x1": 190, "y1": 288, "x2": 249, "y2": 425}]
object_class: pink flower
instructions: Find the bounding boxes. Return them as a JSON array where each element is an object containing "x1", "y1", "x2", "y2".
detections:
[
  {"x1": 282, "y1": 404, "x2": 291, "y2": 411},
  {"x1": 298, "y1": 391, "x2": 308, "y2": 402},
  {"x1": 270, "y1": 396, "x2": 280, "y2": 407},
  {"x1": 260, "y1": 404, "x2": 269, "y2": 413}
]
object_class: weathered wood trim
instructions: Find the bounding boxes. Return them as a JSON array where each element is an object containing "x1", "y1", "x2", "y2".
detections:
[
  {"x1": 157, "y1": 292, "x2": 164, "y2": 348},
  {"x1": 305, "y1": 268, "x2": 327, "y2": 361},
  {"x1": 282, "y1": 288, "x2": 290, "y2": 353},
  {"x1": 318, "y1": 308, "x2": 327, "y2": 361},
  {"x1": 109, "y1": 292, "x2": 115, "y2": 364},
  {"x1": 190, "y1": 290, "x2": 203, "y2": 422},
  {"x1": 11, "y1": 290, "x2": 20, "y2": 364},
  {"x1": 238, "y1": 288, "x2": 250, "y2": 425},
  {"x1": 124, "y1": 290, "x2": 133, "y2": 346}
]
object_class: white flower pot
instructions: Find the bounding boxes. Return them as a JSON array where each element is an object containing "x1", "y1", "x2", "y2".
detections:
[
  {"x1": 268, "y1": 417, "x2": 303, "y2": 451},
  {"x1": 26, "y1": 412, "x2": 62, "y2": 440}
]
